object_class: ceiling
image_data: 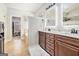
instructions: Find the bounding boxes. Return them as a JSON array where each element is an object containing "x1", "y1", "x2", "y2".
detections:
[{"x1": 5, "y1": 3, "x2": 48, "y2": 14}]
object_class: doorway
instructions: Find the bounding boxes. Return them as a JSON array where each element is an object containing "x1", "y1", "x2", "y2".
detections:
[{"x1": 12, "y1": 16, "x2": 21, "y2": 39}]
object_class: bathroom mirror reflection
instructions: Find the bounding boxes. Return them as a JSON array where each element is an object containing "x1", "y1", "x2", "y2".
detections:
[
  {"x1": 46, "y1": 3, "x2": 56, "y2": 26},
  {"x1": 12, "y1": 16, "x2": 21, "y2": 38},
  {"x1": 63, "y1": 3, "x2": 79, "y2": 25}
]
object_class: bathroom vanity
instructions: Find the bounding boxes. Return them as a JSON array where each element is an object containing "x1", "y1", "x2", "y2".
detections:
[
  {"x1": 38, "y1": 3, "x2": 79, "y2": 56},
  {"x1": 39, "y1": 31, "x2": 79, "y2": 56}
]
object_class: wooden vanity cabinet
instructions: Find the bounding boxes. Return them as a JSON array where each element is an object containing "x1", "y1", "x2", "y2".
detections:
[
  {"x1": 39, "y1": 31, "x2": 79, "y2": 56},
  {"x1": 39, "y1": 31, "x2": 46, "y2": 50},
  {"x1": 55, "y1": 35, "x2": 79, "y2": 56},
  {"x1": 46, "y1": 33, "x2": 55, "y2": 56}
]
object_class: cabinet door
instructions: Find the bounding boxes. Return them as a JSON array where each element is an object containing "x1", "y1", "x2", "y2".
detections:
[
  {"x1": 55, "y1": 40, "x2": 79, "y2": 56},
  {"x1": 39, "y1": 32, "x2": 46, "y2": 49}
]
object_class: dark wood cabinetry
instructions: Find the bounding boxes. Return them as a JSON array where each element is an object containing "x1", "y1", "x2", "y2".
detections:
[
  {"x1": 55, "y1": 35, "x2": 79, "y2": 56},
  {"x1": 46, "y1": 33, "x2": 55, "y2": 56},
  {"x1": 39, "y1": 31, "x2": 79, "y2": 56},
  {"x1": 39, "y1": 31, "x2": 46, "y2": 50}
]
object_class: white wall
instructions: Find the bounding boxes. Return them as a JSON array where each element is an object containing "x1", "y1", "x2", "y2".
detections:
[
  {"x1": 28, "y1": 16, "x2": 44, "y2": 47},
  {"x1": 23, "y1": 16, "x2": 28, "y2": 36},
  {"x1": 0, "y1": 4, "x2": 8, "y2": 42},
  {"x1": 6, "y1": 8, "x2": 33, "y2": 40},
  {"x1": 0, "y1": 4, "x2": 7, "y2": 20}
]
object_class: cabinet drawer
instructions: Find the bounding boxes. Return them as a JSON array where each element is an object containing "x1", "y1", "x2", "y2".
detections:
[
  {"x1": 46, "y1": 39, "x2": 54, "y2": 44},
  {"x1": 46, "y1": 33, "x2": 54, "y2": 39},
  {"x1": 46, "y1": 43, "x2": 54, "y2": 50},
  {"x1": 46, "y1": 40, "x2": 54, "y2": 45},
  {"x1": 46, "y1": 46, "x2": 54, "y2": 56},
  {"x1": 49, "y1": 35, "x2": 55, "y2": 39},
  {"x1": 49, "y1": 49, "x2": 54, "y2": 56},
  {"x1": 55, "y1": 35, "x2": 79, "y2": 47}
]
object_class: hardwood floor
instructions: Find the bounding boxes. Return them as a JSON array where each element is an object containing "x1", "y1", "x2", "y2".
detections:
[{"x1": 4, "y1": 35, "x2": 30, "y2": 56}]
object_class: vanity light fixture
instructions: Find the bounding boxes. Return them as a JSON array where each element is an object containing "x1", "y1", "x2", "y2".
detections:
[{"x1": 46, "y1": 3, "x2": 55, "y2": 10}]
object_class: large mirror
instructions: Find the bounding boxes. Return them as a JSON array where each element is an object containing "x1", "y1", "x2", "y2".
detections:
[
  {"x1": 63, "y1": 3, "x2": 79, "y2": 25},
  {"x1": 45, "y1": 3, "x2": 56, "y2": 26}
]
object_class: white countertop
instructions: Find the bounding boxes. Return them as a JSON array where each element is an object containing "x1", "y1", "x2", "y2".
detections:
[{"x1": 39, "y1": 31, "x2": 79, "y2": 39}]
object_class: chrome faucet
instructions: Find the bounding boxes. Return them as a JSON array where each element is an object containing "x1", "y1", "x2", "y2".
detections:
[{"x1": 71, "y1": 28, "x2": 78, "y2": 34}]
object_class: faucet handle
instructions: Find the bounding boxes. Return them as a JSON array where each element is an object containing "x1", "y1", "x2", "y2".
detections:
[
  {"x1": 75, "y1": 30, "x2": 78, "y2": 34},
  {"x1": 71, "y1": 28, "x2": 75, "y2": 33},
  {"x1": 71, "y1": 28, "x2": 78, "y2": 34}
]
